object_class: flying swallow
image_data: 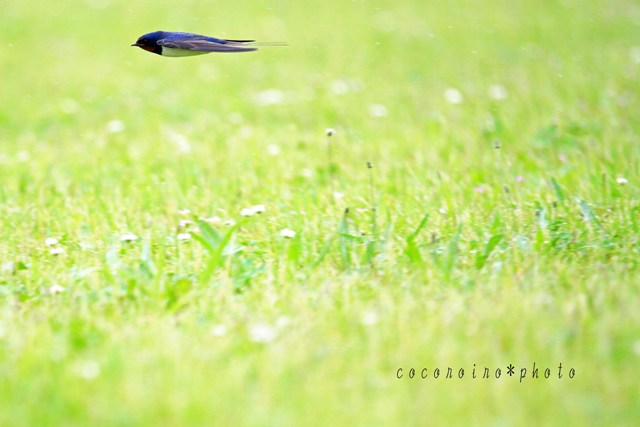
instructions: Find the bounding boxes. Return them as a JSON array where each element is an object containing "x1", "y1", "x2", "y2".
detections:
[{"x1": 132, "y1": 31, "x2": 285, "y2": 57}]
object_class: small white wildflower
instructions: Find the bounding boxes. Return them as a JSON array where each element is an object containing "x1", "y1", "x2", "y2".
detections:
[
  {"x1": 178, "y1": 219, "x2": 193, "y2": 228},
  {"x1": 50, "y1": 247, "x2": 65, "y2": 255},
  {"x1": 177, "y1": 232, "x2": 191, "y2": 241},
  {"x1": 516, "y1": 175, "x2": 525, "y2": 183},
  {"x1": 210, "y1": 324, "x2": 227, "y2": 337},
  {"x1": 444, "y1": 88, "x2": 463, "y2": 104},
  {"x1": 249, "y1": 323, "x2": 277, "y2": 343},
  {"x1": 267, "y1": 144, "x2": 280, "y2": 156},
  {"x1": 120, "y1": 233, "x2": 138, "y2": 242},
  {"x1": 223, "y1": 219, "x2": 236, "y2": 226},
  {"x1": 333, "y1": 192, "x2": 344, "y2": 199},
  {"x1": 192, "y1": 227, "x2": 200, "y2": 233},
  {"x1": 301, "y1": 168, "x2": 314, "y2": 178},
  {"x1": 326, "y1": 128, "x2": 335, "y2": 136},
  {"x1": 106, "y1": 120, "x2": 125, "y2": 133},
  {"x1": 280, "y1": 228, "x2": 296, "y2": 238},
  {"x1": 617, "y1": 177, "x2": 629, "y2": 185},
  {"x1": 361, "y1": 311, "x2": 379, "y2": 326},
  {"x1": 488, "y1": 84, "x2": 508, "y2": 100},
  {"x1": 252, "y1": 205, "x2": 266, "y2": 214},
  {"x1": 178, "y1": 209, "x2": 191, "y2": 215},
  {"x1": 45, "y1": 237, "x2": 59, "y2": 246},
  {"x1": 368, "y1": 103, "x2": 388, "y2": 117},
  {"x1": 241, "y1": 207, "x2": 256, "y2": 217},
  {"x1": 49, "y1": 284, "x2": 65, "y2": 294},
  {"x1": 438, "y1": 208, "x2": 448, "y2": 215}
]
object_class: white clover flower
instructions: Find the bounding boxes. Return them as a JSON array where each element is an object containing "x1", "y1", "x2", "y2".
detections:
[
  {"x1": 50, "y1": 247, "x2": 64, "y2": 255},
  {"x1": 49, "y1": 284, "x2": 65, "y2": 294},
  {"x1": 249, "y1": 323, "x2": 277, "y2": 343},
  {"x1": 252, "y1": 205, "x2": 266, "y2": 214},
  {"x1": 280, "y1": 229, "x2": 296, "y2": 238},
  {"x1": 177, "y1": 233, "x2": 191, "y2": 241},
  {"x1": 444, "y1": 88, "x2": 463, "y2": 104},
  {"x1": 120, "y1": 233, "x2": 139, "y2": 242},
  {"x1": 617, "y1": 177, "x2": 629, "y2": 185},
  {"x1": 210, "y1": 324, "x2": 227, "y2": 337},
  {"x1": 45, "y1": 237, "x2": 59, "y2": 246},
  {"x1": 241, "y1": 207, "x2": 256, "y2": 217},
  {"x1": 178, "y1": 209, "x2": 191, "y2": 215}
]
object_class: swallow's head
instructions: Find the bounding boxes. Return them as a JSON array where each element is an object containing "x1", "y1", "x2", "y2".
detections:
[{"x1": 132, "y1": 31, "x2": 164, "y2": 55}]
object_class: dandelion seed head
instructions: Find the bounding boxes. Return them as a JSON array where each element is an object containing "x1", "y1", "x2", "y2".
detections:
[{"x1": 280, "y1": 228, "x2": 296, "y2": 238}]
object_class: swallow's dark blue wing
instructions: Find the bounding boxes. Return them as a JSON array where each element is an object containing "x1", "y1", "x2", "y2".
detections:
[{"x1": 157, "y1": 37, "x2": 258, "y2": 52}]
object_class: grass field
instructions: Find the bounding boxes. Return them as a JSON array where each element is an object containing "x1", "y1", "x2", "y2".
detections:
[{"x1": 1, "y1": 0, "x2": 640, "y2": 425}]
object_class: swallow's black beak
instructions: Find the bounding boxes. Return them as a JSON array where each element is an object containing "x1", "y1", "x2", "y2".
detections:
[{"x1": 131, "y1": 43, "x2": 140, "y2": 47}]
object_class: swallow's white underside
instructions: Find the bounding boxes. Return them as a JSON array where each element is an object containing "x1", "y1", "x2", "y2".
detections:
[{"x1": 160, "y1": 47, "x2": 209, "y2": 57}]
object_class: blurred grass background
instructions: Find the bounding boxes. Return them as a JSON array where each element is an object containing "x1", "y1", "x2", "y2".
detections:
[{"x1": 1, "y1": 0, "x2": 640, "y2": 425}]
